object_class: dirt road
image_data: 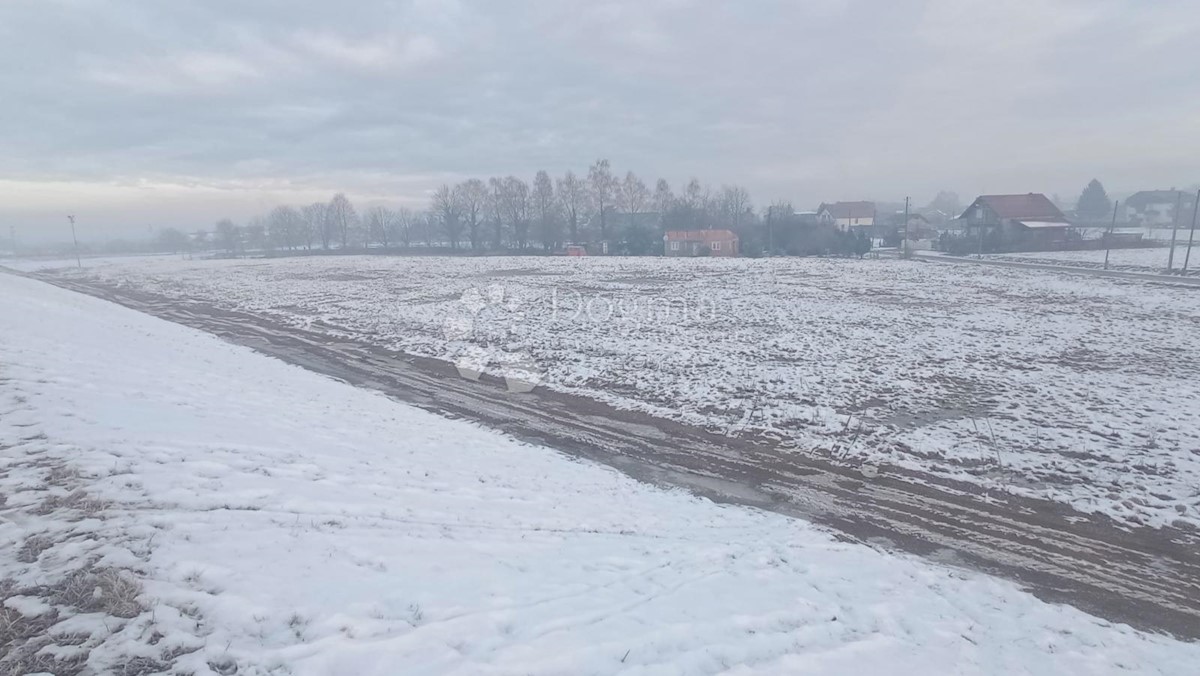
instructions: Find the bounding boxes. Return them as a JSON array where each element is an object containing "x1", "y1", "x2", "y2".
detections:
[{"x1": 30, "y1": 272, "x2": 1200, "y2": 640}]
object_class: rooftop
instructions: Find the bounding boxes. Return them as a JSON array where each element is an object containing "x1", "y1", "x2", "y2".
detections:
[{"x1": 966, "y1": 193, "x2": 1067, "y2": 222}]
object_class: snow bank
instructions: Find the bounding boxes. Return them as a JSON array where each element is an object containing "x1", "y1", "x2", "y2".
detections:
[{"x1": 1, "y1": 272, "x2": 1198, "y2": 673}]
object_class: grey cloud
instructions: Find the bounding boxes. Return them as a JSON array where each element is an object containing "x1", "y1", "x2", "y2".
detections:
[{"x1": 0, "y1": 0, "x2": 1197, "y2": 238}]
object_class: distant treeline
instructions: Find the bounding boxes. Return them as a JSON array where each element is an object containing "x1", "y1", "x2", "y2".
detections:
[{"x1": 146, "y1": 159, "x2": 884, "y2": 258}]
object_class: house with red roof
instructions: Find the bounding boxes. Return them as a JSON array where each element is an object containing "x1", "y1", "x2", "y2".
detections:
[
  {"x1": 958, "y1": 193, "x2": 1072, "y2": 248},
  {"x1": 664, "y1": 229, "x2": 739, "y2": 257}
]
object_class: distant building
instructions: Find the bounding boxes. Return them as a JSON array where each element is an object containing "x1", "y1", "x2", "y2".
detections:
[
  {"x1": 957, "y1": 193, "x2": 1071, "y2": 248},
  {"x1": 917, "y1": 207, "x2": 953, "y2": 225},
  {"x1": 1124, "y1": 190, "x2": 1196, "y2": 226},
  {"x1": 884, "y1": 211, "x2": 936, "y2": 239},
  {"x1": 817, "y1": 201, "x2": 876, "y2": 230},
  {"x1": 664, "y1": 229, "x2": 739, "y2": 257}
]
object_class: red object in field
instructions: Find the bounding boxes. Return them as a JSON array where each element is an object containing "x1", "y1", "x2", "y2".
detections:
[{"x1": 565, "y1": 245, "x2": 587, "y2": 256}]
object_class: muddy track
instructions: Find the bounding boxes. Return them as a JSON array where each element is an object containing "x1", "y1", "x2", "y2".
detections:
[{"x1": 31, "y1": 273, "x2": 1200, "y2": 640}]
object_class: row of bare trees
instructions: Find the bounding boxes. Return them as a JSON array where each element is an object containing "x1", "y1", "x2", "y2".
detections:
[
  {"x1": 173, "y1": 160, "x2": 760, "y2": 256},
  {"x1": 202, "y1": 193, "x2": 439, "y2": 255},
  {"x1": 423, "y1": 160, "x2": 758, "y2": 254}
]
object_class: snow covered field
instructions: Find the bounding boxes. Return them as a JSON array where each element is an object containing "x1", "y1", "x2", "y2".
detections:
[
  {"x1": 989, "y1": 246, "x2": 1199, "y2": 276},
  {"x1": 4, "y1": 270, "x2": 1200, "y2": 674},
  {"x1": 20, "y1": 253, "x2": 1200, "y2": 532}
]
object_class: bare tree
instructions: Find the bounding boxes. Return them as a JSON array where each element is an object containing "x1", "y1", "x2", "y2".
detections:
[
  {"x1": 214, "y1": 218, "x2": 240, "y2": 256},
  {"x1": 681, "y1": 178, "x2": 705, "y2": 229},
  {"x1": 395, "y1": 207, "x2": 415, "y2": 247},
  {"x1": 588, "y1": 159, "x2": 617, "y2": 241},
  {"x1": 301, "y1": 202, "x2": 327, "y2": 250},
  {"x1": 328, "y1": 193, "x2": 357, "y2": 249},
  {"x1": 268, "y1": 206, "x2": 302, "y2": 250},
  {"x1": 155, "y1": 227, "x2": 190, "y2": 254},
  {"x1": 488, "y1": 176, "x2": 505, "y2": 249},
  {"x1": 457, "y1": 179, "x2": 488, "y2": 250},
  {"x1": 654, "y1": 178, "x2": 674, "y2": 232},
  {"x1": 533, "y1": 170, "x2": 560, "y2": 251},
  {"x1": 244, "y1": 217, "x2": 268, "y2": 252},
  {"x1": 414, "y1": 210, "x2": 437, "y2": 247},
  {"x1": 764, "y1": 200, "x2": 794, "y2": 254},
  {"x1": 500, "y1": 176, "x2": 531, "y2": 249},
  {"x1": 432, "y1": 184, "x2": 463, "y2": 249},
  {"x1": 557, "y1": 171, "x2": 587, "y2": 244},
  {"x1": 614, "y1": 170, "x2": 652, "y2": 244},
  {"x1": 720, "y1": 185, "x2": 752, "y2": 231},
  {"x1": 621, "y1": 172, "x2": 650, "y2": 214},
  {"x1": 365, "y1": 205, "x2": 396, "y2": 249},
  {"x1": 302, "y1": 202, "x2": 331, "y2": 250}
]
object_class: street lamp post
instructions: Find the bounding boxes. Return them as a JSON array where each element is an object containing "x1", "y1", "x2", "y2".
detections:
[
  {"x1": 1103, "y1": 200, "x2": 1119, "y2": 270},
  {"x1": 1184, "y1": 189, "x2": 1200, "y2": 274},
  {"x1": 1167, "y1": 192, "x2": 1183, "y2": 272},
  {"x1": 67, "y1": 215, "x2": 81, "y2": 269}
]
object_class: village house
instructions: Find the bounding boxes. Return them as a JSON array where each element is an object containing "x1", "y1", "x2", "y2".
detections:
[
  {"x1": 1124, "y1": 190, "x2": 1196, "y2": 226},
  {"x1": 957, "y1": 193, "x2": 1071, "y2": 249},
  {"x1": 817, "y1": 201, "x2": 876, "y2": 231},
  {"x1": 883, "y1": 211, "x2": 937, "y2": 242},
  {"x1": 664, "y1": 229, "x2": 739, "y2": 257}
]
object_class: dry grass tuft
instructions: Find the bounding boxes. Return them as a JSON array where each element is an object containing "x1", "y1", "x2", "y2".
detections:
[
  {"x1": 16, "y1": 533, "x2": 54, "y2": 563},
  {"x1": 116, "y1": 655, "x2": 171, "y2": 676},
  {"x1": 46, "y1": 464, "x2": 82, "y2": 487},
  {"x1": 0, "y1": 648, "x2": 87, "y2": 676},
  {"x1": 0, "y1": 605, "x2": 85, "y2": 676},
  {"x1": 34, "y1": 489, "x2": 111, "y2": 517},
  {"x1": 51, "y1": 567, "x2": 144, "y2": 619}
]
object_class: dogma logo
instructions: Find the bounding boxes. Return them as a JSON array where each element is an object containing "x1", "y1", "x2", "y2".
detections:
[{"x1": 442, "y1": 284, "x2": 544, "y2": 393}]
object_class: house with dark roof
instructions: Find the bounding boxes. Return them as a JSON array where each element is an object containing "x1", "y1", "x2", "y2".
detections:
[
  {"x1": 817, "y1": 201, "x2": 875, "y2": 230},
  {"x1": 883, "y1": 211, "x2": 936, "y2": 240},
  {"x1": 1123, "y1": 190, "x2": 1196, "y2": 226},
  {"x1": 957, "y1": 193, "x2": 1072, "y2": 249}
]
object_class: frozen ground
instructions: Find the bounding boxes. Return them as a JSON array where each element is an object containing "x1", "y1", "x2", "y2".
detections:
[
  {"x1": 20, "y1": 253, "x2": 1200, "y2": 532},
  {"x1": 989, "y1": 246, "x2": 1200, "y2": 276},
  {"x1": 4, "y1": 270, "x2": 1200, "y2": 674}
]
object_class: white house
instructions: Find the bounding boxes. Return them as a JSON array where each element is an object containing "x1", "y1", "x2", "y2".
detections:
[
  {"x1": 1124, "y1": 190, "x2": 1196, "y2": 226},
  {"x1": 816, "y1": 201, "x2": 875, "y2": 230}
]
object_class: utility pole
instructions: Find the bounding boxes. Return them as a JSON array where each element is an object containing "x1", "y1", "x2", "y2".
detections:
[
  {"x1": 67, "y1": 215, "x2": 81, "y2": 269},
  {"x1": 1103, "y1": 199, "x2": 1119, "y2": 270},
  {"x1": 1184, "y1": 189, "x2": 1200, "y2": 273},
  {"x1": 1167, "y1": 191, "x2": 1183, "y2": 272},
  {"x1": 766, "y1": 206, "x2": 774, "y2": 255},
  {"x1": 902, "y1": 196, "x2": 911, "y2": 258}
]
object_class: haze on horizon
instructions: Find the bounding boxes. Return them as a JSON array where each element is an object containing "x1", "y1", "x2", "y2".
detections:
[{"x1": 1, "y1": 0, "x2": 1197, "y2": 242}]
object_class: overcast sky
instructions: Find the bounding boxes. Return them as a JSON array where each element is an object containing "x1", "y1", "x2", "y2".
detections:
[{"x1": 1, "y1": 0, "x2": 1197, "y2": 241}]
